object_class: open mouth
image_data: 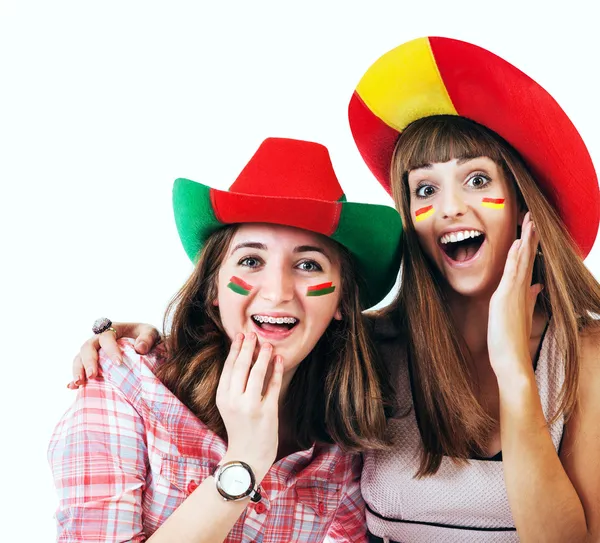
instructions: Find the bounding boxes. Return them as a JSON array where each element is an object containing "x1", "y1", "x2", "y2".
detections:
[
  {"x1": 251, "y1": 315, "x2": 299, "y2": 332},
  {"x1": 439, "y1": 230, "x2": 485, "y2": 263}
]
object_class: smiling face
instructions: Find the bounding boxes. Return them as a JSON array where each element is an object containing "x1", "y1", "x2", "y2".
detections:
[
  {"x1": 407, "y1": 156, "x2": 521, "y2": 298},
  {"x1": 216, "y1": 223, "x2": 342, "y2": 375}
]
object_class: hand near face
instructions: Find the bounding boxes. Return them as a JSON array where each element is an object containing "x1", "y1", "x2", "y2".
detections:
[
  {"x1": 487, "y1": 212, "x2": 543, "y2": 381},
  {"x1": 216, "y1": 332, "x2": 283, "y2": 483}
]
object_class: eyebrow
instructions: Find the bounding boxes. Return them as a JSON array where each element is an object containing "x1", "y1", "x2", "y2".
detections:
[
  {"x1": 411, "y1": 156, "x2": 485, "y2": 172},
  {"x1": 231, "y1": 242, "x2": 332, "y2": 262},
  {"x1": 231, "y1": 242, "x2": 267, "y2": 252},
  {"x1": 294, "y1": 245, "x2": 332, "y2": 263}
]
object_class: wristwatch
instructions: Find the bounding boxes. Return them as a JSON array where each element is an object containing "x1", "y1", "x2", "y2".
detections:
[{"x1": 213, "y1": 461, "x2": 262, "y2": 502}]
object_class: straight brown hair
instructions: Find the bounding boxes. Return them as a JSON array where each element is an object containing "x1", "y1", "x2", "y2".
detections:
[
  {"x1": 156, "y1": 225, "x2": 394, "y2": 452},
  {"x1": 386, "y1": 115, "x2": 600, "y2": 475}
]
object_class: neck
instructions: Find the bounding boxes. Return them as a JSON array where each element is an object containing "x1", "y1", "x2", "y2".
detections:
[{"x1": 446, "y1": 289, "x2": 493, "y2": 361}]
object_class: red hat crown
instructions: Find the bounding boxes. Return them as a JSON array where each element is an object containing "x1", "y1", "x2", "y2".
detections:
[{"x1": 229, "y1": 138, "x2": 345, "y2": 202}]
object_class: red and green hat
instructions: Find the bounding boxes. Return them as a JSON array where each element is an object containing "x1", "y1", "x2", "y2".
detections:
[
  {"x1": 348, "y1": 36, "x2": 599, "y2": 257},
  {"x1": 172, "y1": 137, "x2": 402, "y2": 308}
]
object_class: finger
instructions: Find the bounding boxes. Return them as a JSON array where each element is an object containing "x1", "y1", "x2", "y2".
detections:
[
  {"x1": 245, "y1": 343, "x2": 273, "y2": 397},
  {"x1": 519, "y1": 218, "x2": 539, "y2": 284},
  {"x1": 80, "y1": 338, "x2": 101, "y2": 379},
  {"x1": 229, "y1": 333, "x2": 257, "y2": 395},
  {"x1": 99, "y1": 330, "x2": 123, "y2": 365},
  {"x1": 528, "y1": 283, "x2": 544, "y2": 310},
  {"x1": 72, "y1": 354, "x2": 86, "y2": 383},
  {"x1": 217, "y1": 333, "x2": 244, "y2": 394},
  {"x1": 498, "y1": 238, "x2": 521, "y2": 290},
  {"x1": 133, "y1": 325, "x2": 162, "y2": 354},
  {"x1": 263, "y1": 355, "x2": 284, "y2": 407}
]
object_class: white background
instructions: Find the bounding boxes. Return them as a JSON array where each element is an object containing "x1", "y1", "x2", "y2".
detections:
[{"x1": 1, "y1": 0, "x2": 599, "y2": 538}]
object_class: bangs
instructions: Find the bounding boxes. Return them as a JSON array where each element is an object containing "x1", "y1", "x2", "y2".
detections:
[{"x1": 394, "y1": 115, "x2": 506, "y2": 174}]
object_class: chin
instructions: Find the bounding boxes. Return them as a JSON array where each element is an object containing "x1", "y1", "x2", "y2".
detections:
[{"x1": 443, "y1": 273, "x2": 495, "y2": 298}]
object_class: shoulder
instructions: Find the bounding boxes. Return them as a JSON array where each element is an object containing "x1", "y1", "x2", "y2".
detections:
[{"x1": 97, "y1": 338, "x2": 167, "y2": 404}]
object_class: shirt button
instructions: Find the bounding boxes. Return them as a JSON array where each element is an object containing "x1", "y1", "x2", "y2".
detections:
[
  {"x1": 317, "y1": 502, "x2": 325, "y2": 515},
  {"x1": 255, "y1": 502, "x2": 267, "y2": 514},
  {"x1": 187, "y1": 480, "x2": 198, "y2": 494}
]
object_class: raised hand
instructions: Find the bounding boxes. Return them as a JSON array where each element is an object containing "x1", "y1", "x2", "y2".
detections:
[
  {"x1": 216, "y1": 333, "x2": 283, "y2": 483},
  {"x1": 67, "y1": 322, "x2": 161, "y2": 388},
  {"x1": 487, "y1": 212, "x2": 543, "y2": 381}
]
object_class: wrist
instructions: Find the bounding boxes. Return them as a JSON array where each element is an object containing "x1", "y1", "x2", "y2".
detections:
[
  {"x1": 496, "y1": 370, "x2": 539, "y2": 409},
  {"x1": 220, "y1": 452, "x2": 270, "y2": 483}
]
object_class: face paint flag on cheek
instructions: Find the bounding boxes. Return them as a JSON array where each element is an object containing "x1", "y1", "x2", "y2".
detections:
[
  {"x1": 415, "y1": 205, "x2": 434, "y2": 222},
  {"x1": 306, "y1": 281, "x2": 336, "y2": 297},
  {"x1": 481, "y1": 198, "x2": 505, "y2": 209},
  {"x1": 227, "y1": 276, "x2": 253, "y2": 296}
]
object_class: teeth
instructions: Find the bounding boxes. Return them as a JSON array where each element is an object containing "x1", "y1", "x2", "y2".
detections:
[
  {"x1": 252, "y1": 315, "x2": 298, "y2": 324},
  {"x1": 440, "y1": 230, "x2": 483, "y2": 245}
]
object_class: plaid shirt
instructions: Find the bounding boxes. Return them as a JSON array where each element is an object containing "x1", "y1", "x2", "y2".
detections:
[{"x1": 48, "y1": 339, "x2": 366, "y2": 542}]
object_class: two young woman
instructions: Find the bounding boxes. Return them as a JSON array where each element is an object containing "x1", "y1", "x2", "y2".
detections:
[
  {"x1": 56, "y1": 38, "x2": 600, "y2": 542},
  {"x1": 48, "y1": 137, "x2": 403, "y2": 542}
]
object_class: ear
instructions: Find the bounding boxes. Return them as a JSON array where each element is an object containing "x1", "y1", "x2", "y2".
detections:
[
  {"x1": 333, "y1": 307, "x2": 342, "y2": 321},
  {"x1": 212, "y1": 298, "x2": 219, "y2": 307}
]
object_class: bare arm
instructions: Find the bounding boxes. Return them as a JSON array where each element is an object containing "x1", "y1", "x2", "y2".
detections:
[
  {"x1": 148, "y1": 334, "x2": 283, "y2": 543},
  {"x1": 489, "y1": 214, "x2": 598, "y2": 542}
]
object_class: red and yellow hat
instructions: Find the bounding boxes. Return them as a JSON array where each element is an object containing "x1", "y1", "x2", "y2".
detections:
[
  {"x1": 173, "y1": 137, "x2": 403, "y2": 308},
  {"x1": 348, "y1": 36, "x2": 599, "y2": 257}
]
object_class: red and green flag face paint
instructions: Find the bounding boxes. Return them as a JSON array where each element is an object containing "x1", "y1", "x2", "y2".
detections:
[
  {"x1": 227, "y1": 276, "x2": 253, "y2": 296},
  {"x1": 306, "y1": 281, "x2": 336, "y2": 297},
  {"x1": 415, "y1": 205, "x2": 434, "y2": 222},
  {"x1": 481, "y1": 197, "x2": 505, "y2": 209}
]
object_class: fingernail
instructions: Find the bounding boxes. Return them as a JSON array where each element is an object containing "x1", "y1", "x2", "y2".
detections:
[
  {"x1": 247, "y1": 332, "x2": 256, "y2": 341},
  {"x1": 261, "y1": 343, "x2": 272, "y2": 351},
  {"x1": 236, "y1": 333, "x2": 244, "y2": 342}
]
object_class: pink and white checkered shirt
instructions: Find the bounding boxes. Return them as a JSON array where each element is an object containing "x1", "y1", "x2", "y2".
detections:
[{"x1": 48, "y1": 339, "x2": 366, "y2": 542}]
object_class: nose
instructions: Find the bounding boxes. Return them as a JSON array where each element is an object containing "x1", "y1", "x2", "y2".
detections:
[
  {"x1": 440, "y1": 186, "x2": 467, "y2": 220},
  {"x1": 259, "y1": 265, "x2": 295, "y2": 305}
]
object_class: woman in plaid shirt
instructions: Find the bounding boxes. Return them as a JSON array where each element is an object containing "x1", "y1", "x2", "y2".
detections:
[{"x1": 49, "y1": 137, "x2": 403, "y2": 542}]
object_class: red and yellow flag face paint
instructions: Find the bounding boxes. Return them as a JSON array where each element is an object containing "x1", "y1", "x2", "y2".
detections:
[
  {"x1": 227, "y1": 276, "x2": 253, "y2": 296},
  {"x1": 415, "y1": 205, "x2": 434, "y2": 222},
  {"x1": 481, "y1": 198, "x2": 505, "y2": 210},
  {"x1": 306, "y1": 281, "x2": 336, "y2": 297}
]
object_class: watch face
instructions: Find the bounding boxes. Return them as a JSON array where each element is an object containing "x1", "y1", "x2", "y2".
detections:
[{"x1": 220, "y1": 464, "x2": 252, "y2": 496}]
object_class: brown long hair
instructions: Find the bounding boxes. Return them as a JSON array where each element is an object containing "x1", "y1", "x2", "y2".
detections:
[
  {"x1": 156, "y1": 224, "x2": 394, "y2": 452},
  {"x1": 386, "y1": 115, "x2": 600, "y2": 475}
]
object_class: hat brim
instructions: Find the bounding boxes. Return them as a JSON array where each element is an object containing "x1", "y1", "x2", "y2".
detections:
[
  {"x1": 349, "y1": 36, "x2": 599, "y2": 257},
  {"x1": 173, "y1": 178, "x2": 402, "y2": 308}
]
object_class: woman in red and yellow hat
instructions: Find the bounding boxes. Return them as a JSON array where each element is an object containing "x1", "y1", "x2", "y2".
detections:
[
  {"x1": 48, "y1": 137, "x2": 403, "y2": 542},
  {"x1": 349, "y1": 37, "x2": 600, "y2": 542}
]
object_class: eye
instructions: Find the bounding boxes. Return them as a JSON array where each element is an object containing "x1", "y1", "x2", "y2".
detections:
[
  {"x1": 466, "y1": 173, "x2": 491, "y2": 189},
  {"x1": 415, "y1": 184, "x2": 436, "y2": 199},
  {"x1": 239, "y1": 256, "x2": 262, "y2": 268},
  {"x1": 296, "y1": 260, "x2": 323, "y2": 272}
]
